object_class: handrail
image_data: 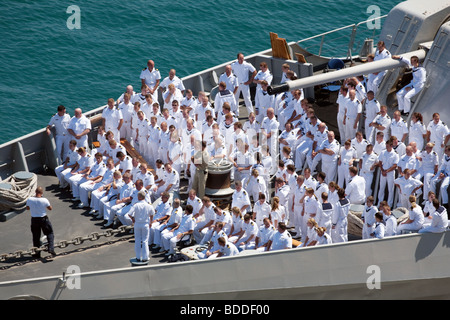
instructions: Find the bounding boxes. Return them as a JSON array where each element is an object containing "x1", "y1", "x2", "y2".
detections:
[{"x1": 296, "y1": 15, "x2": 388, "y2": 58}]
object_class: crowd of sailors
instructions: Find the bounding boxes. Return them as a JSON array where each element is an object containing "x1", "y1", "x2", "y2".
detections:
[{"x1": 46, "y1": 44, "x2": 449, "y2": 262}]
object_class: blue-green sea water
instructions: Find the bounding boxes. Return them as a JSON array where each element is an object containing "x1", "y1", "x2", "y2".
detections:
[{"x1": 0, "y1": 0, "x2": 403, "y2": 144}]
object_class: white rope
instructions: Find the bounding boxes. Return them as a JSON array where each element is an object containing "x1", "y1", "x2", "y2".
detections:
[{"x1": 0, "y1": 173, "x2": 38, "y2": 211}]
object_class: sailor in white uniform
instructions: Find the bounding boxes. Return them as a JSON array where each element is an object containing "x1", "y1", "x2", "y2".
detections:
[
  {"x1": 102, "y1": 98, "x2": 123, "y2": 142},
  {"x1": 419, "y1": 143, "x2": 440, "y2": 198},
  {"x1": 361, "y1": 196, "x2": 377, "y2": 239},
  {"x1": 153, "y1": 199, "x2": 183, "y2": 250},
  {"x1": 376, "y1": 139, "x2": 399, "y2": 208},
  {"x1": 390, "y1": 111, "x2": 408, "y2": 143},
  {"x1": 426, "y1": 113, "x2": 450, "y2": 161},
  {"x1": 255, "y1": 218, "x2": 276, "y2": 252},
  {"x1": 252, "y1": 193, "x2": 271, "y2": 228},
  {"x1": 419, "y1": 199, "x2": 449, "y2": 233},
  {"x1": 370, "y1": 105, "x2": 391, "y2": 142},
  {"x1": 161, "y1": 205, "x2": 196, "y2": 256},
  {"x1": 140, "y1": 60, "x2": 161, "y2": 102},
  {"x1": 317, "y1": 131, "x2": 340, "y2": 183},
  {"x1": 343, "y1": 89, "x2": 362, "y2": 142},
  {"x1": 367, "y1": 41, "x2": 391, "y2": 95},
  {"x1": 363, "y1": 91, "x2": 380, "y2": 144},
  {"x1": 267, "y1": 222, "x2": 292, "y2": 251},
  {"x1": 126, "y1": 190, "x2": 154, "y2": 262},
  {"x1": 47, "y1": 105, "x2": 71, "y2": 164},
  {"x1": 359, "y1": 144, "x2": 379, "y2": 197},
  {"x1": 67, "y1": 108, "x2": 92, "y2": 150},
  {"x1": 430, "y1": 146, "x2": 450, "y2": 206},
  {"x1": 76, "y1": 153, "x2": 107, "y2": 208},
  {"x1": 393, "y1": 54, "x2": 427, "y2": 116},
  {"x1": 231, "y1": 53, "x2": 257, "y2": 115},
  {"x1": 214, "y1": 81, "x2": 238, "y2": 117},
  {"x1": 55, "y1": 140, "x2": 80, "y2": 188},
  {"x1": 344, "y1": 166, "x2": 366, "y2": 205},
  {"x1": 331, "y1": 188, "x2": 350, "y2": 243},
  {"x1": 231, "y1": 181, "x2": 251, "y2": 215},
  {"x1": 159, "y1": 68, "x2": 185, "y2": 94},
  {"x1": 218, "y1": 64, "x2": 239, "y2": 96},
  {"x1": 397, "y1": 196, "x2": 424, "y2": 234}
]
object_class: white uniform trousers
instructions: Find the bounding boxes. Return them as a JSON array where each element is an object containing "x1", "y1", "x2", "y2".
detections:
[
  {"x1": 295, "y1": 140, "x2": 313, "y2": 171},
  {"x1": 337, "y1": 113, "x2": 346, "y2": 144},
  {"x1": 344, "y1": 117, "x2": 358, "y2": 143},
  {"x1": 153, "y1": 225, "x2": 172, "y2": 247},
  {"x1": 396, "y1": 85, "x2": 422, "y2": 113},
  {"x1": 55, "y1": 166, "x2": 71, "y2": 188},
  {"x1": 79, "y1": 181, "x2": 101, "y2": 206},
  {"x1": 105, "y1": 201, "x2": 126, "y2": 224},
  {"x1": 377, "y1": 171, "x2": 396, "y2": 208},
  {"x1": 193, "y1": 220, "x2": 210, "y2": 244},
  {"x1": 322, "y1": 160, "x2": 337, "y2": 184},
  {"x1": 360, "y1": 171, "x2": 375, "y2": 197},
  {"x1": 306, "y1": 153, "x2": 321, "y2": 174},
  {"x1": 365, "y1": 119, "x2": 376, "y2": 144},
  {"x1": 331, "y1": 219, "x2": 348, "y2": 243},
  {"x1": 337, "y1": 164, "x2": 351, "y2": 189},
  {"x1": 55, "y1": 135, "x2": 70, "y2": 164},
  {"x1": 147, "y1": 142, "x2": 159, "y2": 169},
  {"x1": 90, "y1": 189, "x2": 106, "y2": 212},
  {"x1": 133, "y1": 223, "x2": 150, "y2": 261},
  {"x1": 120, "y1": 122, "x2": 133, "y2": 142},
  {"x1": 369, "y1": 71, "x2": 386, "y2": 96},
  {"x1": 362, "y1": 222, "x2": 374, "y2": 239},
  {"x1": 431, "y1": 175, "x2": 450, "y2": 204},
  {"x1": 116, "y1": 204, "x2": 134, "y2": 226},
  {"x1": 161, "y1": 229, "x2": 190, "y2": 254},
  {"x1": 293, "y1": 204, "x2": 304, "y2": 239},
  {"x1": 422, "y1": 171, "x2": 435, "y2": 200},
  {"x1": 397, "y1": 221, "x2": 423, "y2": 234},
  {"x1": 149, "y1": 221, "x2": 162, "y2": 245},
  {"x1": 234, "y1": 84, "x2": 253, "y2": 115},
  {"x1": 66, "y1": 173, "x2": 87, "y2": 198}
]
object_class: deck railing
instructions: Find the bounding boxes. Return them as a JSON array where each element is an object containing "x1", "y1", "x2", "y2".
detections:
[{"x1": 296, "y1": 15, "x2": 388, "y2": 60}]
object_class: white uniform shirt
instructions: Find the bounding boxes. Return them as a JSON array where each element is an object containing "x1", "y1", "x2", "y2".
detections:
[
  {"x1": 231, "y1": 189, "x2": 251, "y2": 213},
  {"x1": 345, "y1": 98, "x2": 362, "y2": 119},
  {"x1": 218, "y1": 72, "x2": 238, "y2": 92},
  {"x1": 319, "y1": 139, "x2": 340, "y2": 163},
  {"x1": 360, "y1": 152, "x2": 378, "y2": 174},
  {"x1": 48, "y1": 113, "x2": 71, "y2": 136},
  {"x1": 26, "y1": 197, "x2": 50, "y2": 218},
  {"x1": 231, "y1": 60, "x2": 256, "y2": 84},
  {"x1": 427, "y1": 120, "x2": 449, "y2": 146},
  {"x1": 378, "y1": 149, "x2": 399, "y2": 170},
  {"x1": 345, "y1": 175, "x2": 366, "y2": 204},
  {"x1": 68, "y1": 115, "x2": 92, "y2": 147},
  {"x1": 140, "y1": 67, "x2": 161, "y2": 88},
  {"x1": 420, "y1": 150, "x2": 439, "y2": 173},
  {"x1": 102, "y1": 107, "x2": 123, "y2": 132},
  {"x1": 351, "y1": 138, "x2": 369, "y2": 159},
  {"x1": 160, "y1": 75, "x2": 185, "y2": 92},
  {"x1": 372, "y1": 114, "x2": 391, "y2": 140},
  {"x1": 270, "y1": 230, "x2": 292, "y2": 250},
  {"x1": 128, "y1": 200, "x2": 154, "y2": 224},
  {"x1": 390, "y1": 118, "x2": 408, "y2": 141}
]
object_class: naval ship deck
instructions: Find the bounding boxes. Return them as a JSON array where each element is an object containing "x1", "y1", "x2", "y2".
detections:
[{"x1": 0, "y1": 83, "x2": 343, "y2": 283}]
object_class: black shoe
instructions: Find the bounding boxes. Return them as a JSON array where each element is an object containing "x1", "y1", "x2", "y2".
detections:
[
  {"x1": 48, "y1": 250, "x2": 57, "y2": 256},
  {"x1": 31, "y1": 253, "x2": 41, "y2": 259}
]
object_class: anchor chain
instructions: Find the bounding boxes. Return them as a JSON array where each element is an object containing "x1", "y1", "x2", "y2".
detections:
[{"x1": 0, "y1": 225, "x2": 134, "y2": 262}]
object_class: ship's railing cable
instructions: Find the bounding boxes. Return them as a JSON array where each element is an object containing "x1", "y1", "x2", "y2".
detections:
[{"x1": 0, "y1": 225, "x2": 134, "y2": 264}]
